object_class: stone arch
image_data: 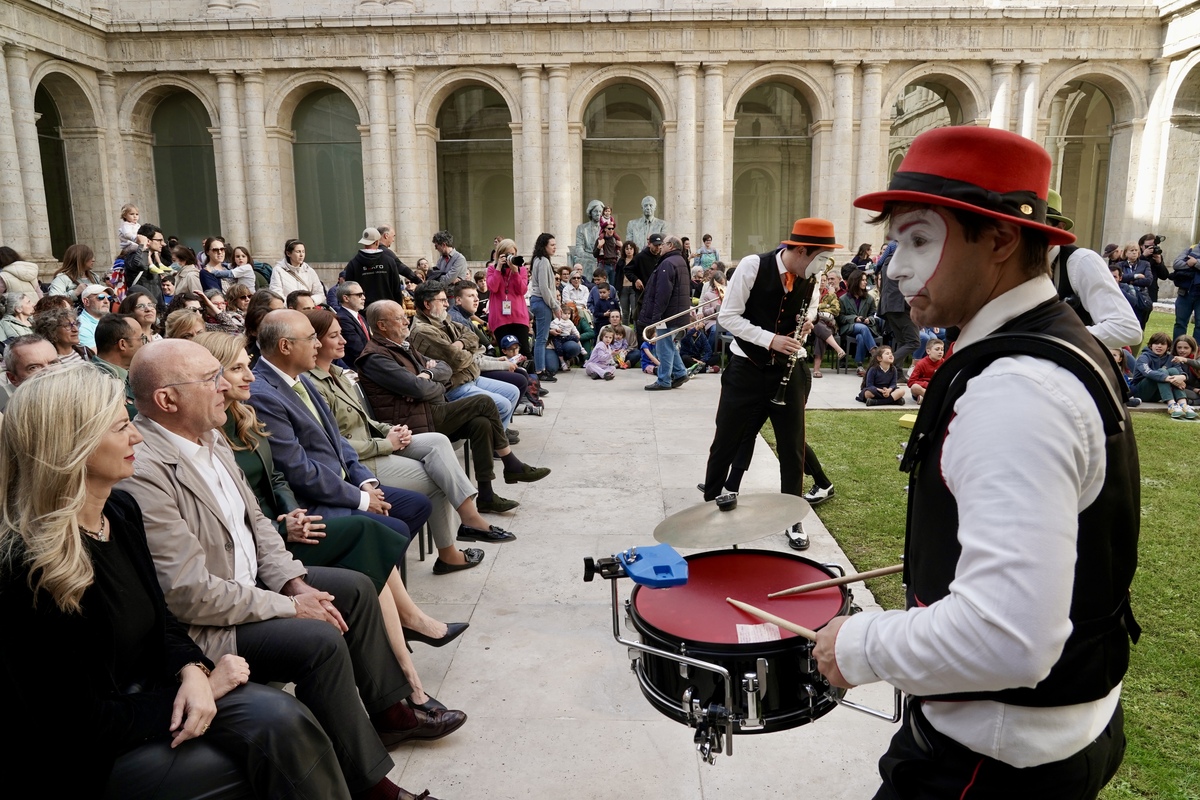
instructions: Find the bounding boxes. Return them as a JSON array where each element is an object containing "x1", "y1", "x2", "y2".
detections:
[
  {"x1": 121, "y1": 74, "x2": 220, "y2": 134},
  {"x1": 1038, "y1": 63, "x2": 1144, "y2": 122},
  {"x1": 268, "y1": 71, "x2": 370, "y2": 131},
  {"x1": 882, "y1": 64, "x2": 987, "y2": 124},
  {"x1": 1157, "y1": 56, "x2": 1200, "y2": 243},
  {"x1": 415, "y1": 68, "x2": 520, "y2": 130},
  {"x1": 723, "y1": 64, "x2": 830, "y2": 124},
  {"x1": 29, "y1": 61, "x2": 99, "y2": 128},
  {"x1": 568, "y1": 65, "x2": 675, "y2": 124}
]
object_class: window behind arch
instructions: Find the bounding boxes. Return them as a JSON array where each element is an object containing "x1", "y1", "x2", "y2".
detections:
[
  {"x1": 293, "y1": 88, "x2": 366, "y2": 263},
  {"x1": 152, "y1": 91, "x2": 220, "y2": 252},
  {"x1": 35, "y1": 85, "x2": 75, "y2": 259}
]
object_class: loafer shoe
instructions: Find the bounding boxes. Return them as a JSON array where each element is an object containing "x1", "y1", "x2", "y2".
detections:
[
  {"x1": 403, "y1": 621, "x2": 470, "y2": 647},
  {"x1": 671, "y1": 375, "x2": 690, "y2": 388},
  {"x1": 375, "y1": 706, "x2": 467, "y2": 746},
  {"x1": 785, "y1": 523, "x2": 809, "y2": 551},
  {"x1": 538, "y1": 371, "x2": 557, "y2": 382},
  {"x1": 644, "y1": 382, "x2": 672, "y2": 391},
  {"x1": 457, "y1": 523, "x2": 517, "y2": 543},
  {"x1": 476, "y1": 495, "x2": 519, "y2": 513},
  {"x1": 503, "y1": 464, "x2": 550, "y2": 484},
  {"x1": 431, "y1": 549, "x2": 485, "y2": 575},
  {"x1": 802, "y1": 484, "x2": 836, "y2": 506}
]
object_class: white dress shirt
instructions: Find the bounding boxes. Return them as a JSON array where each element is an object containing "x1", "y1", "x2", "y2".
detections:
[
  {"x1": 717, "y1": 251, "x2": 789, "y2": 359},
  {"x1": 1051, "y1": 245, "x2": 1143, "y2": 349},
  {"x1": 835, "y1": 276, "x2": 1121, "y2": 768},
  {"x1": 155, "y1": 422, "x2": 259, "y2": 588}
]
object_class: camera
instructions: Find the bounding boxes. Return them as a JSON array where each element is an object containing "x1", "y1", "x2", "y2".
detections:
[
  {"x1": 509, "y1": 255, "x2": 525, "y2": 267},
  {"x1": 1145, "y1": 234, "x2": 1166, "y2": 258}
]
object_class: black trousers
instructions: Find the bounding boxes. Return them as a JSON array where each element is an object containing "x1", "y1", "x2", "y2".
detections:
[
  {"x1": 873, "y1": 700, "x2": 1126, "y2": 800},
  {"x1": 433, "y1": 394, "x2": 505, "y2": 481},
  {"x1": 104, "y1": 683, "x2": 350, "y2": 800},
  {"x1": 703, "y1": 354, "x2": 810, "y2": 500},
  {"x1": 884, "y1": 310, "x2": 920, "y2": 366},
  {"x1": 234, "y1": 567, "x2": 411, "y2": 794}
]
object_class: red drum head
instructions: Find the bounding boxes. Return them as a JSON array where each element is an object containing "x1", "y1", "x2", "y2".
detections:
[{"x1": 632, "y1": 550, "x2": 846, "y2": 646}]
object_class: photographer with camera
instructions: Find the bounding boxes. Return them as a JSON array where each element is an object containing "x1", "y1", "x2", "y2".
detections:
[
  {"x1": 485, "y1": 238, "x2": 532, "y2": 359},
  {"x1": 1139, "y1": 233, "x2": 1171, "y2": 304},
  {"x1": 1045, "y1": 190, "x2": 1142, "y2": 348},
  {"x1": 1171, "y1": 242, "x2": 1200, "y2": 339}
]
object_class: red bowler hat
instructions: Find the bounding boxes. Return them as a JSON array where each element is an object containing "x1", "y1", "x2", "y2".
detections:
[
  {"x1": 854, "y1": 127, "x2": 1076, "y2": 246},
  {"x1": 781, "y1": 218, "x2": 843, "y2": 249}
]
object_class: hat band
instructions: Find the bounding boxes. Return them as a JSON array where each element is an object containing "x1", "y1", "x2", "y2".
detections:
[
  {"x1": 785, "y1": 232, "x2": 838, "y2": 245},
  {"x1": 888, "y1": 171, "x2": 1048, "y2": 224}
]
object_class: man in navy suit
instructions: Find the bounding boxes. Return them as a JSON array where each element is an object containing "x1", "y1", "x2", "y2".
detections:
[
  {"x1": 336, "y1": 281, "x2": 371, "y2": 367},
  {"x1": 248, "y1": 309, "x2": 432, "y2": 547}
]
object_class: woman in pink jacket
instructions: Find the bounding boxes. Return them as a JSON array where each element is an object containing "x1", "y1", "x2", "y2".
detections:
[{"x1": 486, "y1": 238, "x2": 531, "y2": 359}]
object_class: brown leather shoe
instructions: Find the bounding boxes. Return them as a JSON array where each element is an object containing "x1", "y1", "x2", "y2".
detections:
[{"x1": 374, "y1": 705, "x2": 467, "y2": 746}]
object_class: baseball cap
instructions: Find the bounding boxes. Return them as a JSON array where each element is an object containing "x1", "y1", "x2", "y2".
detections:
[
  {"x1": 358, "y1": 227, "x2": 382, "y2": 246},
  {"x1": 81, "y1": 284, "x2": 111, "y2": 300},
  {"x1": 499, "y1": 335, "x2": 520, "y2": 349},
  {"x1": 648, "y1": 234, "x2": 664, "y2": 245}
]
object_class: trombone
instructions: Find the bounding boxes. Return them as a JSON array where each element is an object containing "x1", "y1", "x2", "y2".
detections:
[{"x1": 642, "y1": 307, "x2": 720, "y2": 344}]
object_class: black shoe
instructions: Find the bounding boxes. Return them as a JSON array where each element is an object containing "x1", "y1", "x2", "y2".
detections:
[
  {"x1": 645, "y1": 382, "x2": 672, "y2": 391},
  {"x1": 476, "y1": 495, "x2": 519, "y2": 513},
  {"x1": 405, "y1": 694, "x2": 448, "y2": 713},
  {"x1": 671, "y1": 375, "x2": 689, "y2": 388},
  {"x1": 785, "y1": 523, "x2": 809, "y2": 551},
  {"x1": 538, "y1": 371, "x2": 557, "y2": 382},
  {"x1": 503, "y1": 464, "x2": 551, "y2": 484},
  {"x1": 505, "y1": 429, "x2": 520, "y2": 445},
  {"x1": 865, "y1": 397, "x2": 889, "y2": 407},
  {"x1": 403, "y1": 621, "x2": 470, "y2": 647},
  {"x1": 430, "y1": 550, "x2": 485, "y2": 575},
  {"x1": 457, "y1": 523, "x2": 517, "y2": 543},
  {"x1": 538, "y1": 387, "x2": 549, "y2": 396}
]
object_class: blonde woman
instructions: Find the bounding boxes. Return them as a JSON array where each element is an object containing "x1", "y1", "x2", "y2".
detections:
[
  {"x1": 194, "y1": 332, "x2": 468, "y2": 708},
  {"x1": 164, "y1": 308, "x2": 206, "y2": 340},
  {"x1": 0, "y1": 363, "x2": 349, "y2": 798}
]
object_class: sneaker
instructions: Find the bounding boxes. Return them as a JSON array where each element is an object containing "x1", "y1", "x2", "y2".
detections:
[
  {"x1": 686, "y1": 362, "x2": 704, "y2": 376},
  {"x1": 1124, "y1": 396, "x2": 1141, "y2": 408},
  {"x1": 1170, "y1": 401, "x2": 1184, "y2": 419},
  {"x1": 802, "y1": 484, "x2": 835, "y2": 506},
  {"x1": 505, "y1": 429, "x2": 520, "y2": 445},
  {"x1": 538, "y1": 372, "x2": 557, "y2": 383},
  {"x1": 1186, "y1": 404, "x2": 1198, "y2": 420},
  {"x1": 708, "y1": 366, "x2": 721, "y2": 373},
  {"x1": 785, "y1": 522, "x2": 809, "y2": 551},
  {"x1": 856, "y1": 366, "x2": 866, "y2": 377},
  {"x1": 538, "y1": 386, "x2": 549, "y2": 396}
]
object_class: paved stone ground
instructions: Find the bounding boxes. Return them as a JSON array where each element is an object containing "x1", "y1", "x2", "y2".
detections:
[{"x1": 393, "y1": 364, "x2": 902, "y2": 799}]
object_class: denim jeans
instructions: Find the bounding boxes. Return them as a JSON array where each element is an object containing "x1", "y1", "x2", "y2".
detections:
[
  {"x1": 849, "y1": 322, "x2": 877, "y2": 363},
  {"x1": 446, "y1": 376, "x2": 519, "y2": 428},
  {"x1": 543, "y1": 339, "x2": 582, "y2": 374},
  {"x1": 1174, "y1": 293, "x2": 1200, "y2": 339},
  {"x1": 653, "y1": 327, "x2": 688, "y2": 387},
  {"x1": 530, "y1": 296, "x2": 553, "y2": 373}
]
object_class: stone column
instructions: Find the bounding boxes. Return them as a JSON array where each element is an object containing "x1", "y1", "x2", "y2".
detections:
[
  {"x1": 0, "y1": 42, "x2": 29, "y2": 254},
  {"x1": 1017, "y1": 62, "x2": 1042, "y2": 140},
  {"x1": 855, "y1": 61, "x2": 886, "y2": 246},
  {"x1": 674, "y1": 63, "x2": 699, "y2": 239},
  {"x1": 700, "y1": 62, "x2": 726, "y2": 249},
  {"x1": 1133, "y1": 59, "x2": 1170, "y2": 226},
  {"x1": 239, "y1": 70, "x2": 276, "y2": 258},
  {"x1": 390, "y1": 66, "x2": 422, "y2": 262},
  {"x1": 5, "y1": 44, "x2": 51, "y2": 259},
  {"x1": 546, "y1": 65, "x2": 572, "y2": 253},
  {"x1": 518, "y1": 65, "x2": 544, "y2": 250},
  {"x1": 364, "y1": 67, "x2": 394, "y2": 228},
  {"x1": 989, "y1": 60, "x2": 1018, "y2": 130},
  {"x1": 828, "y1": 61, "x2": 857, "y2": 249},
  {"x1": 1047, "y1": 94, "x2": 1067, "y2": 188},
  {"x1": 212, "y1": 70, "x2": 249, "y2": 247},
  {"x1": 97, "y1": 73, "x2": 128, "y2": 217}
]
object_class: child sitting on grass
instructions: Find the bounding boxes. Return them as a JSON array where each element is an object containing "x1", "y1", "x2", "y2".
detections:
[
  {"x1": 1131, "y1": 331, "x2": 1196, "y2": 419},
  {"x1": 1172, "y1": 334, "x2": 1200, "y2": 404},
  {"x1": 585, "y1": 328, "x2": 617, "y2": 380},
  {"x1": 857, "y1": 345, "x2": 906, "y2": 406},
  {"x1": 907, "y1": 338, "x2": 944, "y2": 404}
]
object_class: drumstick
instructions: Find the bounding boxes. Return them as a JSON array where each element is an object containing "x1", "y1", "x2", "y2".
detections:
[
  {"x1": 726, "y1": 597, "x2": 817, "y2": 642},
  {"x1": 766, "y1": 563, "x2": 904, "y2": 599}
]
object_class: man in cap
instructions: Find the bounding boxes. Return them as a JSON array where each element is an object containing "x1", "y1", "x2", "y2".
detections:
[
  {"x1": 77, "y1": 283, "x2": 115, "y2": 350},
  {"x1": 1044, "y1": 190, "x2": 1141, "y2": 348},
  {"x1": 346, "y1": 227, "x2": 414, "y2": 306},
  {"x1": 700, "y1": 218, "x2": 840, "y2": 550},
  {"x1": 815, "y1": 127, "x2": 1138, "y2": 799}
]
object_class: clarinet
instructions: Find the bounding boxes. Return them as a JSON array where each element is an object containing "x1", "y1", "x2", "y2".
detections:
[{"x1": 771, "y1": 277, "x2": 823, "y2": 406}]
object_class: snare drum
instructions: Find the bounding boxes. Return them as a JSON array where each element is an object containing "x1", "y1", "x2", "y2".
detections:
[{"x1": 628, "y1": 549, "x2": 850, "y2": 733}]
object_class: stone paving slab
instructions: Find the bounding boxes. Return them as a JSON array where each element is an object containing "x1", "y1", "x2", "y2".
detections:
[{"x1": 396, "y1": 366, "x2": 900, "y2": 798}]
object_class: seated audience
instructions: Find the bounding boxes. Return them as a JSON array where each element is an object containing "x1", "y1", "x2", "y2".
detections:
[
  {"x1": 355, "y1": 301, "x2": 549, "y2": 512},
  {"x1": 907, "y1": 338, "x2": 945, "y2": 404},
  {"x1": 77, "y1": 284, "x2": 115, "y2": 350},
  {"x1": 286, "y1": 290, "x2": 317, "y2": 311},
  {"x1": 336, "y1": 280, "x2": 371, "y2": 367},
  {"x1": 1171, "y1": 334, "x2": 1200, "y2": 404},
  {"x1": 679, "y1": 321, "x2": 718, "y2": 373},
  {"x1": 122, "y1": 340, "x2": 453, "y2": 800},
  {"x1": 914, "y1": 325, "x2": 947, "y2": 360},
  {"x1": 639, "y1": 337, "x2": 659, "y2": 374},
  {"x1": 450, "y1": 280, "x2": 534, "y2": 406},
  {"x1": 91, "y1": 313, "x2": 144, "y2": 414},
  {"x1": 242, "y1": 289, "x2": 285, "y2": 367},
  {"x1": 165, "y1": 308, "x2": 206, "y2": 340},
  {"x1": 0, "y1": 290, "x2": 35, "y2": 342},
  {"x1": 120, "y1": 289, "x2": 162, "y2": 342},
  {"x1": 857, "y1": 344, "x2": 906, "y2": 406},
  {"x1": 1131, "y1": 331, "x2": 1196, "y2": 418},
  {"x1": 0, "y1": 334, "x2": 57, "y2": 413},
  {"x1": 1, "y1": 363, "x2": 354, "y2": 799},
  {"x1": 31, "y1": 306, "x2": 91, "y2": 363},
  {"x1": 548, "y1": 307, "x2": 584, "y2": 373}
]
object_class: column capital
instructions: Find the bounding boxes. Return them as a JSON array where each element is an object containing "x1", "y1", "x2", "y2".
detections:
[
  {"x1": 238, "y1": 68, "x2": 265, "y2": 83},
  {"x1": 210, "y1": 69, "x2": 238, "y2": 83},
  {"x1": 546, "y1": 64, "x2": 570, "y2": 79},
  {"x1": 833, "y1": 60, "x2": 858, "y2": 74},
  {"x1": 3, "y1": 43, "x2": 29, "y2": 60},
  {"x1": 97, "y1": 71, "x2": 117, "y2": 88},
  {"x1": 1148, "y1": 58, "x2": 1170, "y2": 77},
  {"x1": 518, "y1": 65, "x2": 543, "y2": 80},
  {"x1": 1018, "y1": 61, "x2": 1045, "y2": 74},
  {"x1": 363, "y1": 66, "x2": 387, "y2": 79},
  {"x1": 675, "y1": 62, "x2": 700, "y2": 77},
  {"x1": 861, "y1": 60, "x2": 886, "y2": 75},
  {"x1": 702, "y1": 62, "x2": 727, "y2": 76},
  {"x1": 389, "y1": 65, "x2": 415, "y2": 80},
  {"x1": 990, "y1": 59, "x2": 1020, "y2": 70}
]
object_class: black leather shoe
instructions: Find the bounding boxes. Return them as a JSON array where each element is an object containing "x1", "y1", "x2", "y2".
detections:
[
  {"x1": 671, "y1": 375, "x2": 689, "y2": 388},
  {"x1": 431, "y1": 551, "x2": 485, "y2": 575},
  {"x1": 538, "y1": 371, "x2": 557, "y2": 382},
  {"x1": 403, "y1": 621, "x2": 470, "y2": 647},
  {"x1": 457, "y1": 523, "x2": 517, "y2": 543},
  {"x1": 644, "y1": 382, "x2": 672, "y2": 391},
  {"x1": 503, "y1": 464, "x2": 551, "y2": 484},
  {"x1": 405, "y1": 694, "x2": 448, "y2": 713},
  {"x1": 375, "y1": 706, "x2": 467, "y2": 746},
  {"x1": 505, "y1": 429, "x2": 520, "y2": 444},
  {"x1": 476, "y1": 495, "x2": 519, "y2": 513},
  {"x1": 786, "y1": 523, "x2": 809, "y2": 551}
]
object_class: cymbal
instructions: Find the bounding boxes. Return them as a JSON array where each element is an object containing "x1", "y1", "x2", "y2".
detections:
[{"x1": 653, "y1": 493, "x2": 811, "y2": 548}]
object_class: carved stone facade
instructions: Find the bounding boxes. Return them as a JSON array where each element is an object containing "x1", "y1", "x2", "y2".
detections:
[{"x1": 4, "y1": 0, "x2": 1200, "y2": 271}]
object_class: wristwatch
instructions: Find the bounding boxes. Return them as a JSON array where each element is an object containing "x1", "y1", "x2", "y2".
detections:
[{"x1": 177, "y1": 661, "x2": 212, "y2": 681}]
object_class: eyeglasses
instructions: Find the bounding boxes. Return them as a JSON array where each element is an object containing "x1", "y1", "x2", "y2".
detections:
[
  {"x1": 210, "y1": 247, "x2": 225, "y2": 253},
  {"x1": 134, "y1": 303, "x2": 155, "y2": 311},
  {"x1": 161, "y1": 367, "x2": 225, "y2": 391},
  {"x1": 123, "y1": 334, "x2": 151, "y2": 345},
  {"x1": 347, "y1": 292, "x2": 365, "y2": 297},
  {"x1": 283, "y1": 333, "x2": 319, "y2": 344},
  {"x1": 59, "y1": 320, "x2": 81, "y2": 330},
  {"x1": 151, "y1": 237, "x2": 165, "y2": 243}
]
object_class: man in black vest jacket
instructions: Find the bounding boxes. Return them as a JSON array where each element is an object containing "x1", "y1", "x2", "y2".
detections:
[
  {"x1": 816, "y1": 126, "x2": 1139, "y2": 799},
  {"x1": 638, "y1": 236, "x2": 693, "y2": 391},
  {"x1": 700, "y1": 219, "x2": 841, "y2": 541}
]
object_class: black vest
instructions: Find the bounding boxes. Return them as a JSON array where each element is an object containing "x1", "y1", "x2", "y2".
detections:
[
  {"x1": 733, "y1": 249, "x2": 817, "y2": 367},
  {"x1": 899, "y1": 298, "x2": 1140, "y2": 707},
  {"x1": 1051, "y1": 245, "x2": 1095, "y2": 326}
]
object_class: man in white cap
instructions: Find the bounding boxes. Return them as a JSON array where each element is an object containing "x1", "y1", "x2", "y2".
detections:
[
  {"x1": 346, "y1": 227, "x2": 411, "y2": 306},
  {"x1": 77, "y1": 283, "x2": 115, "y2": 350}
]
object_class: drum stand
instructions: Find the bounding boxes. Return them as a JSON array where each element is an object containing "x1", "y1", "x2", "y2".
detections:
[{"x1": 585, "y1": 552, "x2": 902, "y2": 764}]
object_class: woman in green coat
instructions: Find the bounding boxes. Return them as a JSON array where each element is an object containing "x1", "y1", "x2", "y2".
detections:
[{"x1": 838, "y1": 268, "x2": 879, "y2": 375}]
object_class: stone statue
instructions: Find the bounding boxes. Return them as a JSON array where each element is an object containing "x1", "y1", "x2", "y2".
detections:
[
  {"x1": 625, "y1": 196, "x2": 668, "y2": 250},
  {"x1": 571, "y1": 198, "x2": 604, "y2": 275}
]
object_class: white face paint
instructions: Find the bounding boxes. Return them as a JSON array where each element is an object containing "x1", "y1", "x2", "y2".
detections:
[
  {"x1": 804, "y1": 250, "x2": 830, "y2": 279},
  {"x1": 886, "y1": 209, "x2": 949, "y2": 305}
]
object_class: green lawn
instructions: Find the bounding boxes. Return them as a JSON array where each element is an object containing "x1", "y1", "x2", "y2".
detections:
[{"x1": 764, "y1": 411, "x2": 1198, "y2": 799}]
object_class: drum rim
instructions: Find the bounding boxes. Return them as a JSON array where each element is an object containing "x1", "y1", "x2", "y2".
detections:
[{"x1": 628, "y1": 548, "x2": 850, "y2": 652}]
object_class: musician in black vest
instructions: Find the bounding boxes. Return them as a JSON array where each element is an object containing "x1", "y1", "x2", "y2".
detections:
[
  {"x1": 815, "y1": 127, "x2": 1139, "y2": 799},
  {"x1": 700, "y1": 219, "x2": 841, "y2": 546}
]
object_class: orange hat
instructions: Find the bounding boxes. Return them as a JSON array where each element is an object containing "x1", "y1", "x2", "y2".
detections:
[{"x1": 781, "y1": 218, "x2": 843, "y2": 250}]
